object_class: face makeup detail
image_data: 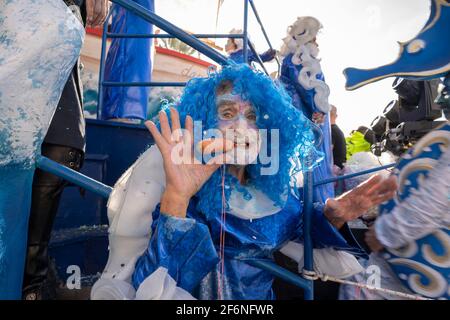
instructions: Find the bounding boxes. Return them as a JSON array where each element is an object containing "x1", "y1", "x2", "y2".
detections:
[
  {"x1": 217, "y1": 94, "x2": 257, "y2": 127},
  {"x1": 216, "y1": 93, "x2": 260, "y2": 165}
]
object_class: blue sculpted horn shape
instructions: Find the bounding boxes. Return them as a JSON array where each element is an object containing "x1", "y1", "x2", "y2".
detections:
[
  {"x1": 396, "y1": 158, "x2": 436, "y2": 200},
  {"x1": 379, "y1": 123, "x2": 450, "y2": 299},
  {"x1": 388, "y1": 258, "x2": 448, "y2": 298},
  {"x1": 421, "y1": 230, "x2": 450, "y2": 268},
  {"x1": 411, "y1": 130, "x2": 450, "y2": 157},
  {"x1": 344, "y1": 0, "x2": 450, "y2": 90},
  {"x1": 388, "y1": 242, "x2": 419, "y2": 259}
]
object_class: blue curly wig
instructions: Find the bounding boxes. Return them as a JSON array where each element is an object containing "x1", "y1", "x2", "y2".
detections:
[{"x1": 160, "y1": 64, "x2": 323, "y2": 221}]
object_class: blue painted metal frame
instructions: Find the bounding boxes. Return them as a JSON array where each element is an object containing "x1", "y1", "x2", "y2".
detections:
[
  {"x1": 302, "y1": 170, "x2": 315, "y2": 300},
  {"x1": 110, "y1": 0, "x2": 230, "y2": 65},
  {"x1": 314, "y1": 163, "x2": 396, "y2": 186},
  {"x1": 102, "y1": 81, "x2": 186, "y2": 87},
  {"x1": 248, "y1": 0, "x2": 281, "y2": 73},
  {"x1": 97, "y1": 0, "x2": 280, "y2": 116},
  {"x1": 106, "y1": 33, "x2": 248, "y2": 39},
  {"x1": 243, "y1": 0, "x2": 249, "y2": 64},
  {"x1": 36, "y1": 156, "x2": 113, "y2": 199}
]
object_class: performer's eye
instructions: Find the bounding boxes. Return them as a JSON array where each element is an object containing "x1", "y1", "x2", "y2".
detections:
[
  {"x1": 246, "y1": 112, "x2": 257, "y2": 122},
  {"x1": 223, "y1": 112, "x2": 234, "y2": 119},
  {"x1": 220, "y1": 110, "x2": 236, "y2": 120}
]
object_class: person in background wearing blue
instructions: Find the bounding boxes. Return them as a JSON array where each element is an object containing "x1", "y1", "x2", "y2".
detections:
[
  {"x1": 279, "y1": 16, "x2": 334, "y2": 204},
  {"x1": 225, "y1": 28, "x2": 276, "y2": 65}
]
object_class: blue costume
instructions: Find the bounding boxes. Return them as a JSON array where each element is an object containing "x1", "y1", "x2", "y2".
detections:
[
  {"x1": 338, "y1": 0, "x2": 450, "y2": 300},
  {"x1": 376, "y1": 123, "x2": 450, "y2": 299},
  {"x1": 280, "y1": 53, "x2": 335, "y2": 203},
  {"x1": 130, "y1": 64, "x2": 364, "y2": 300},
  {"x1": 229, "y1": 48, "x2": 276, "y2": 65},
  {"x1": 340, "y1": 123, "x2": 450, "y2": 300}
]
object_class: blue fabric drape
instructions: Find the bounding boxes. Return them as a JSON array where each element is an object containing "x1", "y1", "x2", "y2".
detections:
[{"x1": 101, "y1": 0, "x2": 155, "y2": 120}]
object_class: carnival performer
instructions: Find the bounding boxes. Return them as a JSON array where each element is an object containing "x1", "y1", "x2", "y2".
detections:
[
  {"x1": 340, "y1": 122, "x2": 450, "y2": 300},
  {"x1": 91, "y1": 64, "x2": 397, "y2": 300},
  {"x1": 279, "y1": 16, "x2": 334, "y2": 203},
  {"x1": 0, "y1": 0, "x2": 85, "y2": 299},
  {"x1": 225, "y1": 28, "x2": 276, "y2": 64}
]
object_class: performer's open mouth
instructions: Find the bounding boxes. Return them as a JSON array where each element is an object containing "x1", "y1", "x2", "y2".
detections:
[{"x1": 234, "y1": 142, "x2": 250, "y2": 148}]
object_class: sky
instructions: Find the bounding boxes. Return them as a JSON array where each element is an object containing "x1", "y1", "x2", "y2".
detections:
[{"x1": 155, "y1": 0, "x2": 431, "y2": 135}]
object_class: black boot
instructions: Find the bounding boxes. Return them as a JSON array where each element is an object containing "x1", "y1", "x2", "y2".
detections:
[{"x1": 23, "y1": 143, "x2": 83, "y2": 300}]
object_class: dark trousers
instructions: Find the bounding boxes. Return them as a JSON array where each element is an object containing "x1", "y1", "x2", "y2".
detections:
[{"x1": 22, "y1": 143, "x2": 83, "y2": 298}]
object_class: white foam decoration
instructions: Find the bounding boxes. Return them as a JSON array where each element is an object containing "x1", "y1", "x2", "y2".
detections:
[
  {"x1": 93, "y1": 146, "x2": 166, "y2": 292},
  {"x1": 135, "y1": 267, "x2": 195, "y2": 300},
  {"x1": 280, "y1": 17, "x2": 331, "y2": 113}
]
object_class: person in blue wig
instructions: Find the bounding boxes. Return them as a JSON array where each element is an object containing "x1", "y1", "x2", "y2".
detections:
[
  {"x1": 226, "y1": 28, "x2": 276, "y2": 65},
  {"x1": 91, "y1": 64, "x2": 397, "y2": 300},
  {"x1": 279, "y1": 17, "x2": 335, "y2": 204}
]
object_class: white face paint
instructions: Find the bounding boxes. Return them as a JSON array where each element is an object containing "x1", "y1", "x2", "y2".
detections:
[{"x1": 216, "y1": 93, "x2": 261, "y2": 165}]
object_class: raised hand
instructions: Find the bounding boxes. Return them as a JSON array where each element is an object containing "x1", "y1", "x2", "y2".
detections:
[
  {"x1": 145, "y1": 108, "x2": 228, "y2": 218},
  {"x1": 323, "y1": 174, "x2": 398, "y2": 229},
  {"x1": 86, "y1": 0, "x2": 109, "y2": 27}
]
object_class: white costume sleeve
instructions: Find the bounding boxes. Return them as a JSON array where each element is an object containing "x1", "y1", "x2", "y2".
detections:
[
  {"x1": 375, "y1": 147, "x2": 450, "y2": 249},
  {"x1": 91, "y1": 267, "x2": 195, "y2": 300},
  {"x1": 135, "y1": 267, "x2": 195, "y2": 300},
  {"x1": 91, "y1": 145, "x2": 167, "y2": 299}
]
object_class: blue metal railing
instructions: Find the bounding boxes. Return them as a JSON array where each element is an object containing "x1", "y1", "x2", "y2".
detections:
[
  {"x1": 302, "y1": 168, "x2": 315, "y2": 300},
  {"x1": 314, "y1": 163, "x2": 395, "y2": 186},
  {"x1": 36, "y1": 156, "x2": 113, "y2": 199},
  {"x1": 97, "y1": 0, "x2": 279, "y2": 118},
  {"x1": 248, "y1": 0, "x2": 281, "y2": 74}
]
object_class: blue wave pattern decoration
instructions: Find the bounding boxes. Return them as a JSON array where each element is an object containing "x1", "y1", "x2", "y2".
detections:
[
  {"x1": 344, "y1": 0, "x2": 450, "y2": 90},
  {"x1": 379, "y1": 123, "x2": 450, "y2": 299},
  {"x1": 0, "y1": 0, "x2": 84, "y2": 299}
]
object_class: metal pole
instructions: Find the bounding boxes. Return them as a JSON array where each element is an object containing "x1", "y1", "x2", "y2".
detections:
[
  {"x1": 314, "y1": 163, "x2": 395, "y2": 186},
  {"x1": 302, "y1": 167, "x2": 315, "y2": 300},
  {"x1": 36, "y1": 156, "x2": 112, "y2": 199},
  {"x1": 247, "y1": 259, "x2": 314, "y2": 292},
  {"x1": 248, "y1": 0, "x2": 281, "y2": 73},
  {"x1": 96, "y1": 11, "x2": 112, "y2": 120},
  {"x1": 248, "y1": 41, "x2": 268, "y2": 75},
  {"x1": 243, "y1": 0, "x2": 249, "y2": 64},
  {"x1": 248, "y1": 0, "x2": 273, "y2": 51},
  {"x1": 102, "y1": 81, "x2": 187, "y2": 87},
  {"x1": 106, "y1": 33, "x2": 245, "y2": 39}
]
